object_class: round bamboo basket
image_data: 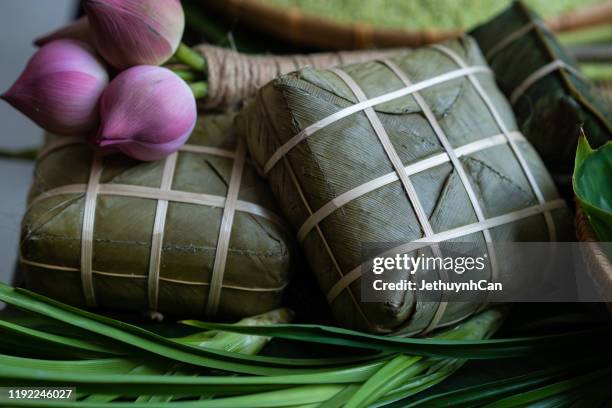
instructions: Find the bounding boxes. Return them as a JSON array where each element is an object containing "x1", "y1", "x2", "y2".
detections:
[
  {"x1": 201, "y1": 0, "x2": 612, "y2": 49},
  {"x1": 575, "y1": 204, "x2": 612, "y2": 313}
]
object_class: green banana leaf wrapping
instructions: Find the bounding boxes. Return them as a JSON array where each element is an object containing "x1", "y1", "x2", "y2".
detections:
[
  {"x1": 237, "y1": 36, "x2": 573, "y2": 334},
  {"x1": 20, "y1": 112, "x2": 292, "y2": 319},
  {"x1": 471, "y1": 1, "x2": 612, "y2": 197}
]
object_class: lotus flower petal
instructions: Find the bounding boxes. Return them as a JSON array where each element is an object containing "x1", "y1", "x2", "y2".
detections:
[
  {"x1": 1, "y1": 39, "x2": 108, "y2": 136},
  {"x1": 84, "y1": 0, "x2": 185, "y2": 69},
  {"x1": 96, "y1": 65, "x2": 196, "y2": 161},
  {"x1": 34, "y1": 17, "x2": 92, "y2": 47}
]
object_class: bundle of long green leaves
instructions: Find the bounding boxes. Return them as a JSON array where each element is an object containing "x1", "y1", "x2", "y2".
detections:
[{"x1": 1, "y1": 282, "x2": 611, "y2": 407}]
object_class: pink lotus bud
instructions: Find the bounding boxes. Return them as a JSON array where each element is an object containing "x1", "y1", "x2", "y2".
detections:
[
  {"x1": 1, "y1": 39, "x2": 108, "y2": 136},
  {"x1": 84, "y1": 0, "x2": 185, "y2": 69},
  {"x1": 96, "y1": 66, "x2": 196, "y2": 161},
  {"x1": 34, "y1": 17, "x2": 92, "y2": 47}
]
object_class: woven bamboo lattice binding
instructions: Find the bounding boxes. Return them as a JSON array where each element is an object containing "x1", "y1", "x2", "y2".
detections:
[
  {"x1": 200, "y1": 0, "x2": 612, "y2": 50},
  {"x1": 471, "y1": 2, "x2": 612, "y2": 201},
  {"x1": 20, "y1": 114, "x2": 291, "y2": 319},
  {"x1": 575, "y1": 204, "x2": 612, "y2": 314},
  {"x1": 238, "y1": 36, "x2": 572, "y2": 334}
]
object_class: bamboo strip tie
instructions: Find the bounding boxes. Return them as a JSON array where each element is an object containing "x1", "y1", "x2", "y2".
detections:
[
  {"x1": 325, "y1": 199, "x2": 565, "y2": 306},
  {"x1": 80, "y1": 151, "x2": 104, "y2": 307},
  {"x1": 329, "y1": 68, "x2": 436, "y2": 239},
  {"x1": 330, "y1": 66, "x2": 447, "y2": 335},
  {"x1": 20, "y1": 256, "x2": 288, "y2": 292},
  {"x1": 263, "y1": 65, "x2": 491, "y2": 175},
  {"x1": 206, "y1": 139, "x2": 247, "y2": 316},
  {"x1": 431, "y1": 44, "x2": 557, "y2": 241},
  {"x1": 148, "y1": 153, "x2": 178, "y2": 311},
  {"x1": 296, "y1": 132, "x2": 525, "y2": 243},
  {"x1": 380, "y1": 59, "x2": 498, "y2": 334},
  {"x1": 481, "y1": 19, "x2": 589, "y2": 108},
  {"x1": 34, "y1": 138, "x2": 288, "y2": 310},
  {"x1": 485, "y1": 20, "x2": 545, "y2": 60},
  {"x1": 256, "y1": 51, "x2": 566, "y2": 333},
  {"x1": 261, "y1": 94, "x2": 378, "y2": 330},
  {"x1": 510, "y1": 59, "x2": 587, "y2": 104},
  {"x1": 29, "y1": 183, "x2": 286, "y2": 228}
]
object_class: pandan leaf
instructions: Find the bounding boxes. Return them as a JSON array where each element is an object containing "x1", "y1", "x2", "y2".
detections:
[
  {"x1": 185, "y1": 316, "x2": 612, "y2": 359},
  {"x1": 2, "y1": 280, "x2": 610, "y2": 406},
  {"x1": 0, "y1": 283, "x2": 385, "y2": 374},
  {"x1": 344, "y1": 355, "x2": 423, "y2": 408},
  {"x1": 403, "y1": 354, "x2": 612, "y2": 407},
  {"x1": 483, "y1": 366, "x2": 612, "y2": 408},
  {"x1": 573, "y1": 134, "x2": 612, "y2": 241},
  {"x1": 0, "y1": 319, "x2": 124, "y2": 358}
]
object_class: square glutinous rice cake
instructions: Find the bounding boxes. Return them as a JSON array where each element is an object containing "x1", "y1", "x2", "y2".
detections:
[
  {"x1": 237, "y1": 36, "x2": 573, "y2": 334},
  {"x1": 20, "y1": 112, "x2": 292, "y2": 319},
  {"x1": 471, "y1": 1, "x2": 611, "y2": 198}
]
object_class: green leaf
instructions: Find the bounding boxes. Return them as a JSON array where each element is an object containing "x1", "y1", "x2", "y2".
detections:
[
  {"x1": 403, "y1": 354, "x2": 612, "y2": 407},
  {"x1": 185, "y1": 312, "x2": 612, "y2": 359},
  {"x1": 573, "y1": 134, "x2": 612, "y2": 241},
  {"x1": 78, "y1": 363, "x2": 165, "y2": 402},
  {"x1": 0, "y1": 318, "x2": 125, "y2": 358},
  {"x1": 367, "y1": 307, "x2": 509, "y2": 407},
  {"x1": 0, "y1": 385, "x2": 346, "y2": 407},
  {"x1": 0, "y1": 311, "x2": 96, "y2": 339},
  {"x1": 483, "y1": 366, "x2": 612, "y2": 408},
  {"x1": 0, "y1": 354, "x2": 144, "y2": 374},
  {"x1": 574, "y1": 132, "x2": 594, "y2": 174},
  {"x1": 344, "y1": 355, "x2": 424, "y2": 408},
  {"x1": 318, "y1": 384, "x2": 360, "y2": 408},
  {"x1": 0, "y1": 352, "x2": 387, "y2": 392},
  {"x1": 378, "y1": 360, "x2": 464, "y2": 407},
  {"x1": 1, "y1": 280, "x2": 606, "y2": 407},
  {"x1": 0, "y1": 283, "x2": 386, "y2": 374},
  {"x1": 176, "y1": 309, "x2": 292, "y2": 355},
  {"x1": 382, "y1": 360, "x2": 455, "y2": 403}
]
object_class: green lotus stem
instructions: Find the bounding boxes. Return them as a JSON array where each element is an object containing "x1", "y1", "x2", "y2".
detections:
[
  {"x1": 190, "y1": 81, "x2": 208, "y2": 99},
  {"x1": 0, "y1": 148, "x2": 37, "y2": 161},
  {"x1": 171, "y1": 68, "x2": 198, "y2": 82},
  {"x1": 175, "y1": 42, "x2": 206, "y2": 73}
]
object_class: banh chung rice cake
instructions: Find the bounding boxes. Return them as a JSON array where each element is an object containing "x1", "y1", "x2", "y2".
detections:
[
  {"x1": 21, "y1": 112, "x2": 293, "y2": 319},
  {"x1": 237, "y1": 36, "x2": 573, "y2": 334}
]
